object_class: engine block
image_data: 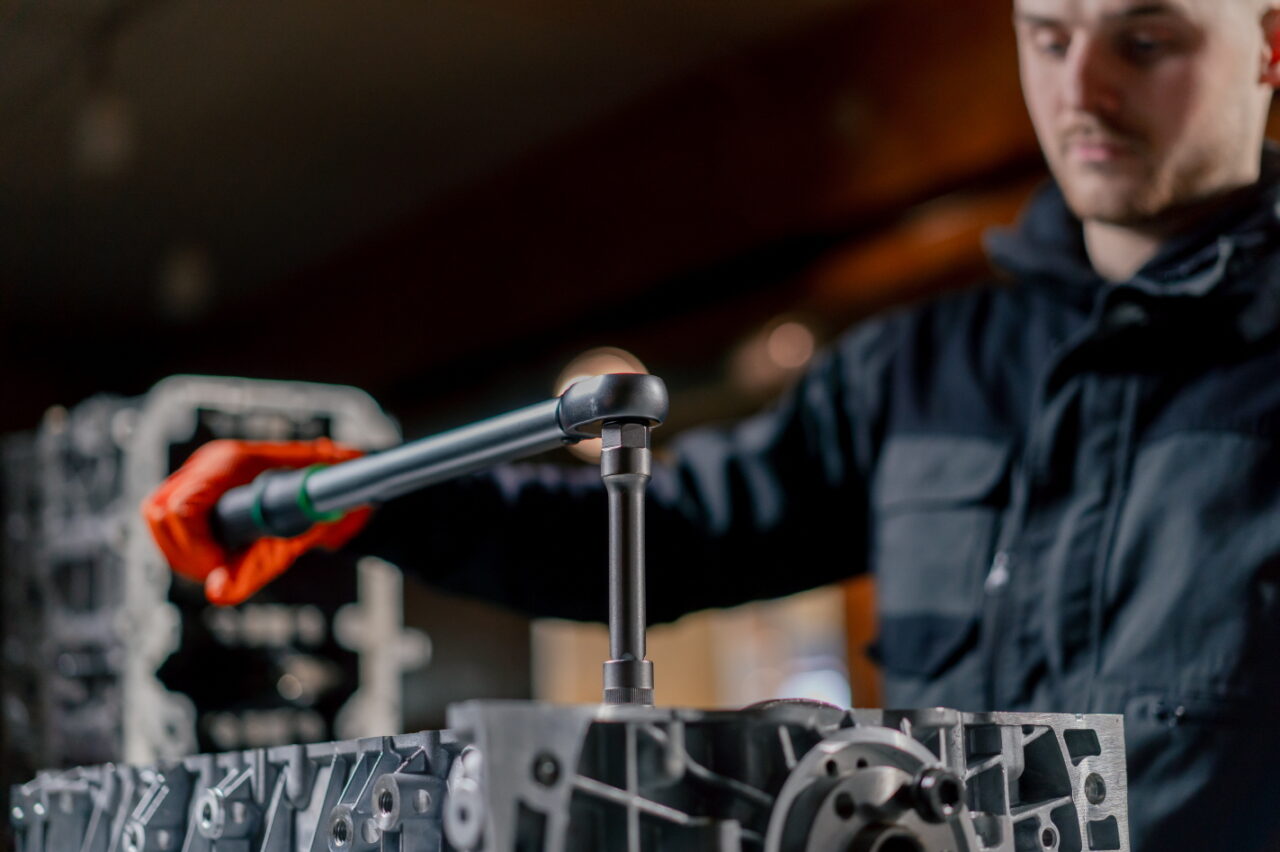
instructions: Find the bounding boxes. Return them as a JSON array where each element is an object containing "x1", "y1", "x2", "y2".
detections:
[
  {"x1": 0, "y1": 376, "x2": 410, "y2": 775},
  {"x1": 10, "y1": 700, "x2": 1128, "y2": 852}
]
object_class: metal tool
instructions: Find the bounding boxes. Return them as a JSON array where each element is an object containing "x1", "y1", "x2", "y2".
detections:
[
  {"x1": 600, "y1": 421, "x2": 653, "y2": 705},
  {"x1": 210, "y1": 373, "x2": 668, "y2": 705}
]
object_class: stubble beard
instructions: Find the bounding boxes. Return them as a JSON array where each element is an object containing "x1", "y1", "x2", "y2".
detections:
[
  {"x1": 1052, "y1": 99, "x2": 1260, "y2": 232},
  {"x1": 1054, "y1": 141, "x2": 1227, "y2": 231}
]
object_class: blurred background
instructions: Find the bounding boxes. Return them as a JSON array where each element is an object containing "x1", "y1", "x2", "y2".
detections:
[{"x1": 0, "y1": 0, "x2": 1059, "y2": 760}]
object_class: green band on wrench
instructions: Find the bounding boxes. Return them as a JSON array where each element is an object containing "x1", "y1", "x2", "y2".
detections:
[
  {"x1": 250, "y1": 474, "x2": 271, "y2": 535},
  {"x1": 297, "y1": 464, "x2": 346, "y2": 524}
]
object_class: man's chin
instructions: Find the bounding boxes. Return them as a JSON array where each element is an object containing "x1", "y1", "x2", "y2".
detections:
[
  {"x1": 1059, "y1": 180, "x2": 1164, "y2": 227},
  {"x1": 1068, "y1": 203, "x2": 1158, "y2": 227}
]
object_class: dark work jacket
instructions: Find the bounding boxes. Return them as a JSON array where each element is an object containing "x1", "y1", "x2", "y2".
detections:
[{"x1": 358, "y1": 162, "x2": 1280, "y2": 852}]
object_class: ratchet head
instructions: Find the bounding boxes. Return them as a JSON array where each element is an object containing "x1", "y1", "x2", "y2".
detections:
[{"x1": 557, "y1": 374, "x2": 668, "y2": 438}]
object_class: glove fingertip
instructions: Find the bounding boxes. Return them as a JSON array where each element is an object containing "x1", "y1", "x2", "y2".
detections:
[
  {"x1": 204, "y1": 567, "x2": 232, "y2": 605},
  {"x1": 205, "y1": 565, "x2": 255, "y2": 607},
  {"x1": 140, "y1": 496, "x2": 164, "y2": 525}
]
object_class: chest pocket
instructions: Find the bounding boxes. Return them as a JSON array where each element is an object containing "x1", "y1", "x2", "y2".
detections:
[{"x1": 870, "y1": 437, "x2": 1012, "y2": 680}]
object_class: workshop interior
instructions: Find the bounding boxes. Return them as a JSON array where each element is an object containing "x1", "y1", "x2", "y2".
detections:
[{"x1": 7, "y1": 0, "x2": 1277, "y2": 850}]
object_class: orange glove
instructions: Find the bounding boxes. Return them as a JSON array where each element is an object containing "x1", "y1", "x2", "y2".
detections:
[{"x1": 142, "y1": 438, "x2": 372, "y2": 606}]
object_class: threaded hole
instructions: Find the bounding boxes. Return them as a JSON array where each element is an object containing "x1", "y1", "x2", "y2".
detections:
[
  {"x1": 936, "y1": 778, "x2": 962, "y2": 809},
  {"x1": 834, "y1": 791, "x2": 856, "y2": 820}
]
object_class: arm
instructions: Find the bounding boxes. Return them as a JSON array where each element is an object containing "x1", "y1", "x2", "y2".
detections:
[
  {"x1": 355, "y1": 320, "x2": 898, "y2": 624},
  {"x1": 144, "y1": 322, "x2": 898, "y2": 610}
]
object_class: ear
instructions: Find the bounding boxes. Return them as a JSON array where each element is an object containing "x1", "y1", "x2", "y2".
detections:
[{"x1": 1261, "y1": 7, "x2": 1280, "y2": 88}]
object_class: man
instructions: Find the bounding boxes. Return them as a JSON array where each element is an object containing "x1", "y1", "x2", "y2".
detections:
[{"x1": 146, "y1": 1, "x2": 1280, "y2": 848}]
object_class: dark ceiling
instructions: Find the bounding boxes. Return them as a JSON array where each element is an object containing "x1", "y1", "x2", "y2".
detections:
[
  {"x1": 0, "y1": 0, "x2": 1045, "y2": 436},
  {"x1": 0, "y1": 0, "x2": 847, "y2": 323}
]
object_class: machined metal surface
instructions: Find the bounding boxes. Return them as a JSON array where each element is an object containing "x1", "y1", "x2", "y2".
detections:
[
  {"x1": 600, "y1": 422, "x2": 655, "y2": 706},
  {"x1": 556, "y1": 374, "x2": 668, "y2": 436},
  {"x1": 10, "y1": 700, "x2": 1129, "y2": 852}
]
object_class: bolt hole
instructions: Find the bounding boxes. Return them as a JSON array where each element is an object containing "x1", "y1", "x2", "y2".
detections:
[
  {"x1": 377, "y1": 789, "x2": 395, "y2": 815},
  {"x1": 200, "y1": 802, "x2": 213, "y2": 826},
  {"x1": 879, "y1": 838, "x2": 924, "y2": 852},
  {"x1": 856, "y1": 757, "x2": 869, "y2": 769},
  {"x1": 332, "y1": 819, "x2": 350, "y2": 847},
  {"x1": 1041, "y1": 826, "x2": 1056, "y2": 847},
  {"x1": 1084, "y1": 772, "x2": 1107, "y2": 805},
  {"x1": 936, "y1": 778, "x2": 961, "y2": 809},
  {"x1": 834, "y1": 791, "x2": 856, "y2": 820},
  {"x1": 880, "y1": 834, "x2": 921, "y2": 849},
  {"x1": 825, "y1": 759, "x2": 840, "y2": 777}
]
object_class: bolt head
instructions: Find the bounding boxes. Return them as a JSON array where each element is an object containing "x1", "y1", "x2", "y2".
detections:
[
  {"x1": 532, "y1": 753, "x2": 561, "y2": 787},
  {"x1": 602, "y1": 422, "x2": 649, "y2": 449}
]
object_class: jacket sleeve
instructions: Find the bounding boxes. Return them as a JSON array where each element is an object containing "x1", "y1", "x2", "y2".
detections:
[{"x1": 352, "y1": 319, "x2": 898, "y2": 624}]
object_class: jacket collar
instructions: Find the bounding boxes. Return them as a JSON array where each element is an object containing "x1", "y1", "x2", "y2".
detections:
[{"x1": 983, "y1": 145, "x2": 1280, "y2": 335}]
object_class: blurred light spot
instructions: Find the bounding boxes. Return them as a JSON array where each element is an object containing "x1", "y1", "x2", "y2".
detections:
[
  {"x1": 207, "y1": 712, "x2": 240, "y2": 749},
  {"x1": 554, "y1": 348, "x2": 648, "y2": 463},
  {"x1": 554, "y1": 347, "x2": 647, "y2": 396},
  {"x1": 72, "y1": 91, "x2": 133, "y2": 179},
  {"x1": 158, "y1": 244, "x2": 214, "y2": 321},
  {"x1": 766, "y1": 321, "x2": 815, "y2": 369},
  {"x1": 277, "y1": 673, "x2": 304, "y2": 702},
  {"x1": 732, "y1": 316, "x2": 818, "y2": 394},
  {"x1": 203, "y1": 607, "x2": 239, "y2": 645},
  {"x1": 238, "y1": 604, "x2": 296, "y2": 647},
  {"x1": 295, "y1": 605, "x2": 327, "y2": 646}
]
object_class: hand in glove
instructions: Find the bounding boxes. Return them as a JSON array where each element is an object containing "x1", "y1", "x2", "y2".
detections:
[{"x1": 142, "y1": 438, "x2": 370, "y2": 605}]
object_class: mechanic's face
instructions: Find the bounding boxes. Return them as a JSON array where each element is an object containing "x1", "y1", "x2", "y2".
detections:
[{"x1": 1015, "y1": 0, "x2": 1280, "y2": 226}]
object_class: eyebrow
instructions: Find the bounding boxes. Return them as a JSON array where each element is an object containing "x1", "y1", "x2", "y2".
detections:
[
  {"x1": 1015, "y1": 3, "x2": 1185, "y2": 27},
  {"x1": 1105, "y1": 2, "x2": 1185, "y2": 19}
]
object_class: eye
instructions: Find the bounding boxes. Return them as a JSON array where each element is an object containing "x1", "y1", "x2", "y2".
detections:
[
  {"x1": 1031, "y1": 27, "x2": 1071, "y2": 58},
  {"x1": 1117, "y1": 31, "x2": 1174, "y2": 64}
]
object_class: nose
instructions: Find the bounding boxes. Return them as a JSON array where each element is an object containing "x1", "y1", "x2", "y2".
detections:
[{"x1": 1064, "y1": 36, "x2": 1121, "y2": 117}]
